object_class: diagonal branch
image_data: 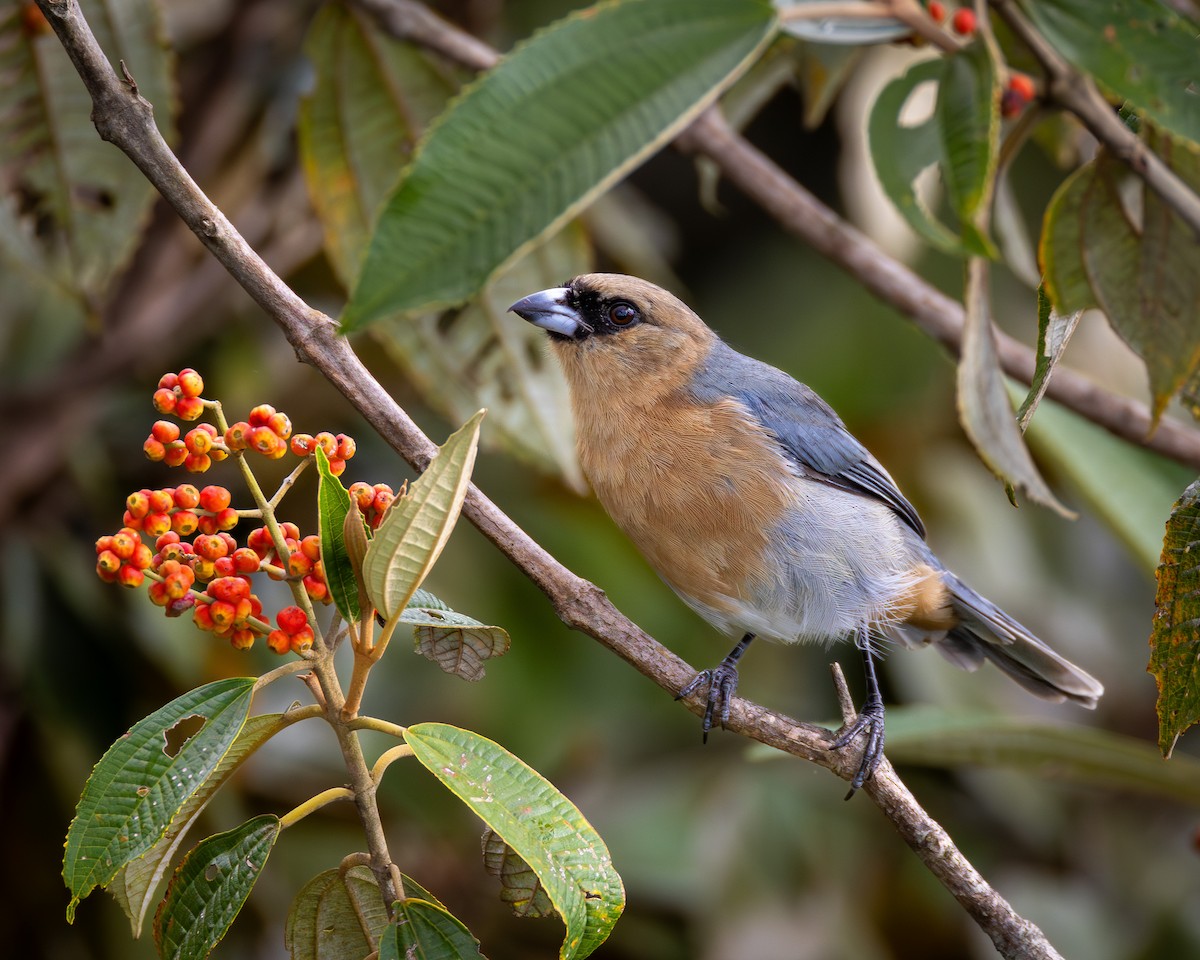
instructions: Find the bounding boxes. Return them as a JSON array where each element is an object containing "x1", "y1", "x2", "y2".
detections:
[{"x1": 35, "y1": 0, "x2": 1068, "y2": 956}]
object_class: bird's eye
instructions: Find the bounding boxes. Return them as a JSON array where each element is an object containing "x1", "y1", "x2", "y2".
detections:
[{"x1": 608, "y1": 301, "x2": 639, "y2": 326}]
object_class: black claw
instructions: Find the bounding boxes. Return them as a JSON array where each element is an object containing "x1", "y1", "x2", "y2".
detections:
[
  {"x1": 830, "y1": 694, "x2": 885, "y2": 799},
  {"x1": 677, "y1": 634, "x2": 755, "y2": 743}
]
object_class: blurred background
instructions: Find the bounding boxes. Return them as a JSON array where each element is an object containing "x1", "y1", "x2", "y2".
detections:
[{"x1": 2, "y1": 1, "x2": 1197, "y2": 959}]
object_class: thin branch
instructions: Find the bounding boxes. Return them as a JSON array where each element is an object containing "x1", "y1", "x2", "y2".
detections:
[{"x1": 991, "y1": 0, "x2": 1200, "y2": 239}]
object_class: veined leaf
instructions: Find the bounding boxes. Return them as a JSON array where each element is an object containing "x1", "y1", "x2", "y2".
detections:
[
  {"x1": 482, "y1": 829, "x2": 555, "y2": 919},
  {"x1": 402, "y1": 588, "x2": 510, "y2": 682},
  {"x1": 1150, "y1": 478, "x2": 1200, "y2": 758},
  {"x1": 362, "y1": 412, "x2": 484, "y2": 622},
  {"x1": 153, "y1": 815, "x2": 280, "y2": 960},
  {"x1": 315, "y1": 446, "x2": 362, "y2": 623},
  {"x1": 1020, "y1": 0, "x2": 1200, "y2": 148},
  {"x1": 405, "y1": 723, "x2": 624, "y2": 960},
  {"x1": 63, "y1": 678, "x2": 256, "y2": 921},
  {"x1": 341, "y1": 0, "x2": 777, "y2": 326},
  {"x1": 285, "y1": 866, "x2": 391, "y2": 960},
  {"x1": 380, "y1": 898, "x2": 487, "y2": 960},
  {"x1": 1039, "y1": 163, "x2": 1099, "y2": 314}
]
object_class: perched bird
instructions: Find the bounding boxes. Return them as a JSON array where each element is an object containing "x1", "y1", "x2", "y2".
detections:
[{"x1": 509, "y1": 274, "x2": 1103, "y2": 794}]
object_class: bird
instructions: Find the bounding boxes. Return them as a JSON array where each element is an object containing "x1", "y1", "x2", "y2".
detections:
[{"x1": 508, "y1": 273, "x2": 1103, "y2": 795}]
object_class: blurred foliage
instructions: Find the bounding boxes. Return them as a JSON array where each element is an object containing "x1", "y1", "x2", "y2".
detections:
[{"x1": 2, "y1": 1, "x2": 1200, "y2": 959}]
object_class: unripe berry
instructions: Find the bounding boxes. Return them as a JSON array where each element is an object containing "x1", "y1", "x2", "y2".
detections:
[
  {"x1": 126, "y1": 490, "x2": 150, "y2": 519},
  {"x1": 335, "y1": 434, "x2": 356, "y2": 460},
  {"x1": 266, "y1": 411, "x2": 292, "y2": 439},
  {"x1": 277, "y1": 606, "x2": 309, "y2": 635},
  {"x1": 266, "y1": 629, "x2": 291, "y2": 655},
  {"x1": 96, "y1": 550, "x2": 122, "y2": 577},
  {"x1": 199, "y1": 485, "x2": 232, "y2": 513},
  {"x1": 174, "y1": 484, "x2": 201, "y2": 509},
  {"x1": 192, "y1": 558, "x2": 217, "y2": 582},
  {"x1": 175, "y1": 396, "x2": 205, "y2": 421},
  {"x1": 177, "y1": 368, "x2": 204, "y2": 398},
  {"x1": 143, "y1": 512, "x2": 172, "y2": 537},
  {"x1": 118, "y1": 565, "x2": 145, "y2": 588},
  {"x1": 951, "y1": 7, "x2": 976, "y2": 35},
  {"x1": 232, "y1": 548, "x2": 260, "y2": 574},
  {"x1": 144, "y1": 437, "x2": 166, "y2": 461},
  {"x1": 184, "y1": 452, "x2": 212, "y2": 474},
  {"x1": 152, "y1": 388, "x2": 177, "y2": 415},
  {"x1": 230, "y1": 628, "x2": 256, "y2": 651},
  {"x1": 163, "y1": 441, "x2": 189, "y2": 467},
  {"x1": 225, "y1": 421, "x2": 251, "y2": 451},
  {"x1": 290, "y1": 434, "x2": 316, "y2": 456}
]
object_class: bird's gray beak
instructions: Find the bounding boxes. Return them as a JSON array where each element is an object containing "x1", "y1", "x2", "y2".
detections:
[{"x1": 508, "y1": 287, "x2": 584, "y2": 339}]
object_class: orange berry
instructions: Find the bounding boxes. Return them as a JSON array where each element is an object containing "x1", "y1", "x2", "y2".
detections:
[
  {"x1": 314, "y1": 432, "x2": 337, "y2": 457},
  {"x1": 159, "y1": 372, "x2": 179, "y2": 390},
  {"x1": 208, "y1": 600, "x2": 237, "y2": 629},
  {"x1": 149, "y1": 580, "x2": 170, "y2": 606},
  {"x1": 951, "y1": 7, "x2": 976, "y2": 34},
  {"x1": 247, "y1": 527, "x2": 274, "y2": 558},
  {"x1": 174, "y1": 484, "x2": 200, "y2": 509},
  {"x1": 163, "y1": 441, "x2": 189, "y2": 467},
  {"x1": 118, "y1": 565, "x2": 145, "y2": 588},
  {"x1": 349, "y1": 482, "x2": 374, "y2": 510},
  {"x1": 303, "y1": 574, "x2": 328, "y2": 603},
  {"x1": 193, "y1": 602, "x2": 215, "y2": 631},
  {"x1": 199, "y1": 485, "x2": 232, "y2": 513},
  {"x1": 232, "y1": 548, "x2": 260, "y2": 574},
  {"x1": 184, "y1": 428, "x2": 213, "y2": 455},
  {"x1": 151, "y1": 420, "x2": 180, "y2": 443},
  {"x1": 249, "y1": 425, "x2": 278, "y2": 455},
  {"x1": 126, "y1": 490, "x2": 150, "y2": 519},
  {"x1": 287, "y1": 551, "x2": 312, "y2": 578},
  {"x1": 155, "y1": 530, "x2": 181, "y2": 551},
  {"x1": 194, "y1": 534, "x2": 228, "y2": 561},
  {"x1": 230, "y1": 628, "x2": 256, "y2": 651},
  {"x1": 248, "y1": 404, "x2": 276, "y2": 427},
  {"x1": 328, "y1": 458, "x2": 347, "y2": 477},
  {"x1": 372, "y1": 488, "x2": 394, "y2": 514},
  {"x1": 177, "y1": 368, "x2": 204, "y2": 398},
  {"x1": 225, "y1": 421, "x2": 251, "y2": 451},
  {"x1": 1009, "y1": 73, "x2": 1035, "y2": 101},
  {"x1": 147, "y1": 489, "x2": 172, "y2": 513},
  {"x1": 175, "y1": 396, "x2": 205, "y2": 421},
  {"x1": 143, "y1": 512, "x2": 172, "y2": 538},
  {"x1": 184, "y1": 452, "x2": 212, "y2": 474},
  {"x1": 96, "y1": 550, "x2": 122, "y2": 576},
  {"x1": 266, "y1": 630, "x2": 291, "y2": 655},
  {"x1": 290, "y1": 434, "x2": 316, "y2": 456},
  {"x1": 266, "y1": 412, "x2": 292, "y2": 439},
  {"x1": 300, "y1": 535, "x2": 321, "y2": 562},
  {"x1": 152, "y1": 388, "x2": 177, "y2": 415},
  {"x1": 280, "y1": 522, "x2": 301, "y2": 541},
  {"x1": 143, "y1": 437, "x2": 166, "y2": 461},
  {"x1": 290, "y1": 626, "x2": 315, "y2": 654},
  {"x1": 131, "y1": 543, "x2": 154, "y2": 569},
  {"x1": 214, "y1": 556, "x2": 234, "y2": 578},
  {"x1": 335, "y1": 434, "x2": 356, "y2": 460},
  {"x1": 95, "y1": 534, "x2": 115, "y2": 554},
  {"x1": 213, "y1": 507, "x2": 239, "y2": 532}
]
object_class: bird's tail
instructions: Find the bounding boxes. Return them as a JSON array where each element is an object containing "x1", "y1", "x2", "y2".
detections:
[{"x1": 933, "y1": 572, "x2": 1104, "y2": 708}]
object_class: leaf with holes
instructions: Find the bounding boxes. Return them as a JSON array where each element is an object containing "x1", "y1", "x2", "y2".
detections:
[
  {"x1": 402, "y1": 588, "x2": 511, "y2": 681},
  {"x1": 1150, "y1": 479, "x2": 1200, "y2": 758},
  {"x1": 341, "y1": 0, "x2": 776, "y2": 326},
  {"x1": 362, "y1": 412, "x2": 484, "y2": 622},
  {"x1": 482, "y1": 829, "x2": 555, "y2": 919},
  {"x1": 154, "y1": 815, "x2": 280, "y2": 960},
  {"x1": 109, "y1": 711, "x2": 310, "y2": 936},
  {"x1": 63, "y1": 678, "x2": 256, "y2": 921},
  {"x1": 405, "y1": 723, "x2": 624, "y2": 959}
]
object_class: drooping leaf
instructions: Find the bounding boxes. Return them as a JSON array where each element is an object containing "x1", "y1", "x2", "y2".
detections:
[
  {"x1": 285, "y1": 865, "x2": 392, "y2": 960},
  {"x1": 1078, "y1": 141, "x2": 1200, "y2": 425},
  {"x1": 63, "y1": 678, "x2": 256, "y2": 921},
  {"x1": 362, "y1": 412, "x2": 484, "y2": 622},
  {"x1": 481, "y1": 829, "x2": 555, "y2": 919},
  {"x1": 0, "y1": 0, "x2": 174, "y2": 312},
  {"x1": 315, "y1": 446, "x2": 362, "y2": 623},
  {"x1": 868, "y1": 58, "x2": 963, "y2": 253},
  {"x1": 1149, "y1": 478, "x2": 1200, "y2": 758},
  {"x1": 1039, "y1": 163, "x2": 1100, "y2": 314},
  {"x1": 374, "y1": 226, "x2": 590, "y2": 493},
  {"x1": 153, "y1": 815, "x2": 280, "y2": 960},
  {"x1": 379, "y1": 898, "x2": 487, "y2": 960},
  {"x1": 776, "y1": 0, "x2": 911, "y2": 45},
  {"x1": 883, "y1": 706, "x2": 1200, "y2": 803},
  {"x1": 936, "y1": 40, "x2": 999, "y2": 257},
  {"x1": 400, "y1": 590, "x2": 510, "y2": 682},
  {"x1": 1020, "y1": 0, "x2": 1200, "y2": 148},
  {"x1": 957, "y1": 257, "x2": 1072, "y2": 515},
  {"x1": 1016, "y1": 285, "x2": 1081, "y2": 430},
  {"x1": 405, "y1": 722, "x2": 624, "y2": 960},
  {"x1": 341, "y1": 0, "x2": 777, "y2": 327},
  {"x1": 109, "y1": 710, "x2": 313, "y2": 936}
]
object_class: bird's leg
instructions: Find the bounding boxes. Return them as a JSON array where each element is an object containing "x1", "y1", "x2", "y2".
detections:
[
  {"x1": 676, "y1": 633, "x2": 755, "y2": 742},
  {"x1": 829, "y1": 626, "x2": 886, "y2": 798}
]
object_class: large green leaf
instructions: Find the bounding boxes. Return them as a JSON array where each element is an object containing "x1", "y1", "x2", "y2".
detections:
[
  {"x1": 153, "y1": 815, "x2": 280, "y2": 960},
  {"x1": 109, "y1": 711, "x2": 311, "y2": 936},
  {"x1": 1039, "y1": 163, "x2": 1099, "y2": 314},
  {"x1": 0, "y1": 0, "x2": 174, "y2": 308},
  {"x1": 1020, "y1": 0, "x2": 1200, "y2": 148},
  {"x1": 341, "y1": 0, "x2": 777, "y2": 327},
  {"x1": 405, "y1": 723, "x2": 624, "y2": 960},
  {"x1": 362, "y1": 412, "x2": 484, "y2": 622},
  {"x1": 315, "y1": 446, "x2": 362, "y2": 623},
  {"x1": 285, "y1": 865, "x2": 392, "y2": 960},
  {"x1": 63, "y1": 678, "x2": 256, "y2": 921},
  {"x1": 1149, "y1": 478, "x2": 1200, "y2": 758},
  {"x1": 379, "y1": 899, "x2": 487, "y2": 960}
]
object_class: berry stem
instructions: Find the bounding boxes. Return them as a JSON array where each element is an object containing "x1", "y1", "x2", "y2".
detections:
[{"x1": 268, "y1": 458, "x2": 312, "y2": 509}]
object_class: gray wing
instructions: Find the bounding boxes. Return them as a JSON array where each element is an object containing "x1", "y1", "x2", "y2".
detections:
[{"x1": 690, "y1": 340, "x2": 926, "y2": 539}]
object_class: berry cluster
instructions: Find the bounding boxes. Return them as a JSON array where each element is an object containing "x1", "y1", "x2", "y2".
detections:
[
  {"x1": 349, "y1": 481, "x2": 400, "y2": 529},
  {"x1": 267, "y1": 606, "x2": 315, "y2": 655},
  {"x1": 926, "y1": 2, "x2": 976, "y2": 36},
  {"x1": 247, "y1": 522, "x2": 330, "y2": 605}
]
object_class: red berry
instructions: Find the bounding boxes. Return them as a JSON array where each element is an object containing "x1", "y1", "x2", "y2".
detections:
[
  {"x1": 177, "y1": 368, "x2": 204, "y2": 398},
  {"x1": 194, "y1": 534, "x2": 228, "y2": 561},
  {"x1": 225, "y1": 421, "x2": 251, "y2": 452},
  {"x1": 126, "y1": 490, "x2": 150, "y2": 519},
  {"x1": 372, "y1": 488, "x2": 394, "y2": 515},
  {"x1": 349, "y1": 482, "x2": 374, "y2": 511},
  {"x1": 280, "y1": 522, "x2": 301, "y2": 541},
  {"x1": 951, "y1": 7, "x2": 976, "y2": 34},
  {"x1": 287, "y1": 551, "x2": 313, "y2": 578},
  {"x1": 301, "y1": 535, "x2": 321, "y2": 562},
  {"x1": 193, "y1": 602, "x2": 215, "y2": 631},
  {"x1": 277, "y1": 606, "x2": 308, "y2": 635},
  {"x1": 96, "y1": 550, "x2": 122, "y2": 576},
  {"x1": 250, "y1": 425, "x2": 279, "y2": 455},
  {"x1": 1009, "y1": 73, "x2": 1035, "y2": 101},
  {"x1": 199, "y1": 485, "x2": 232, "y2": 513},
  {"x1": 143, "y1": 513, "x2": 172, "y2": 537},
  {"x1": 146, "y1": 489, "x2": 172, "y2": 513},
  {"x1": 152, "y1": 420, "x2": 180, "y2": 443},
  {"x1": 159, "y1": 372, "x2": 179, "y2": 390},
  {"x1": 290, "y1": 434, "x2": 316, "y2": 456},
  {"x1": 110, "y1": 530, "x2": 138, "y2": 560},
  {"x1": 232, "y1": 548, "x2": 260, "y2": 574},
  {"x1": 95, "y1": 535, "x2": 115, "y2": 554},
  {"x1": 335, "y1": 434, "x2": 356, "y2": 460},
  {"x1": 152, "y1": 388, "x2": 177, "y2": 415},
  {"x1": 213, "y1": 507, "x2": 239, "y2": 532},
  {"x1": 149, "y1": 580, "x2": 170, "y2": 606},
  {"x1": 327, "y1": 458, "x2": 347, "y2": 477},
  {"x1": 266, "y1": 412, "x2": 292, "y2": 439},
  {"x1": 247, "y1": 527, "x2": 274, "y2": 558},
  {"x1": 928, "y1": 0, "x2": 946, "y2": 23},
  {"x1": 184, "y1": 428, "x2": 213, "y2": 455},
  {"x1": 175, "y1": 396, "x2": 205, "y2": 421},
  {"x1": 163, "y1": 441, "x2": 189, "y2": 467},
  {"x1": 314, "y1": 432, "x2": 338, "y2": 458},
  {"x1": 118, "y1": 565, "x2": 145, "y2": 588},
  {"x1": 132, "y1": 543, "x2": 154, "y2": 569},
  {"x1": 303, "y1": 574, "x2": 328, "y2": 603},
  {"x1": 248, "y1": 404, "x2": 275, "y2": 428},
  {"x1": 155, "y1": 530, "x2": 181, "y2": 551},
  {"x1": 174, "y1": 484, "x2": 201, "y2": 509},
  {"x1": 184, "y1": 452, "x2": 212, "y2": 474}
]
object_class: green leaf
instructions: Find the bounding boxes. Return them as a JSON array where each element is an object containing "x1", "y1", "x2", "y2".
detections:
[
  {"x1": 957, "y1": 257, "x2": 1072, "y2": 515},
  {"x1": 363, "y1": 412, "x2": 485, "y2": 622},
  {"x1": 0, "y1": 0, "x2": 175, "y2": 308},
  {"x1": 316, "y1": 446, "x2": 362, "y2": 623},
  {"x1": 1150, "y1": 478, "x2": 1200, "y2": 758},
  {"x1": 936, "y1": 41, "x2": 999, "y2": 257},
  {"x1": 868, "y1": 58, "x2": 963, "y2": 254},
  {"x1": 374, "y1": 226, "x2": 590, "y2": 493},
  {"x1": 1016, "y1": 285, "x2": 1081, "y2": 430},
  {"x1": 298, "y1": 2, "x2": 463, "y2": 285},
  {"x1": 405, "y1": 723, "x2": 624, "y2": 960},
  {"x1": 402, "y1": 589, "x2": 511, "y2": 681},
  {"x1": 341, "y1": 0, "x2": 777, "y2": 327},
  {"x1": 481, "y1": 828, "x2": 555, "y2": 919},
  {"x1": 63, "y1": 678, "x2": 256, "y2": 921},
  {"x1": 1020, "y1": 0, "x2": 1200, "y2": 148},
  {"x1": 154, "y1": 815, "x2": 280, "y2": 960},
  {"x1": 883, "y1": 706, "x2": 1200, "y2": 803},
  {"x1": 285, "y1": 865, "x2": 392, "y2": 960},
  {"x1": 109, "y1": 711, "x2": 309, "y2": 936},
  {"x1": 1038, "y1": 163, "x2": 1100, "y2": 314},
  {"x1": 1078, "y1": 140, "x2": 1200, "y2": 424},
  {"x1": 776, "y1": 0, "x2": 910, "y2": 45},
  {"x1": 380, "y1": 899, "x2": 487, "y2": 960}
]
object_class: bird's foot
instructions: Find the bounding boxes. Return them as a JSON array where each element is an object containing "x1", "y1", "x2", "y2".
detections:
[
  {"x1": 829, "y1": 693, "x2": 885, "y2": 799},
  {"x1": 676, "y1": 659, "x2": 740, "y2": 743}
]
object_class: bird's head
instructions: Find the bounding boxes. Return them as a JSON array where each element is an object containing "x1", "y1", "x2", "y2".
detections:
[{"x1": 508, "y1": 273, "x2": 716, "y2": 394}]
